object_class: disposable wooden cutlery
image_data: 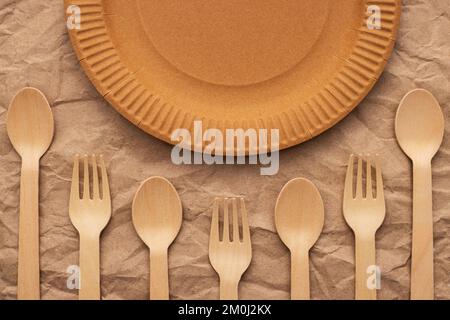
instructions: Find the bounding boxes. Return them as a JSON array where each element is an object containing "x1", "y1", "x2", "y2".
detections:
[
  {"x1": 69, "y1": 154, "x2": 111, "y2": 300},
  {"x1": 6, "y1": 87, "x2": 54, "y2": 300},
  {"x1": 209, "y1": 198, "x2": 252, "y2": 300},
  {"x1": 395, "y1": 89, "x2": 444, "y2": 300},
  {"x1": 343, "y1": 154, "x2": 385, "y2": 300},
  {"x1": 275, "y1": 178, "x2": 324, "y2": 300},
  {"x1": 132, "y1": 177, "x2": 182, "y2": 300}
]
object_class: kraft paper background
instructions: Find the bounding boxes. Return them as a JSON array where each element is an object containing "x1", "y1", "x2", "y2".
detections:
[{"x1": 0, "y1": 0, "x2": 449, "y2": 300}]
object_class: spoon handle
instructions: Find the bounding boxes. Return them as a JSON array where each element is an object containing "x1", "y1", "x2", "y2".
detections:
[
  {"x1": 150, "y1": 249, "x2": 169, "y2": 300},
  {"x1": 17, "y1": 158, "x2": 40, "y2": 300},
  {"x1": 79, "y1": 234, "x2": 101, "y2": 300},
  {"x1": 291, "y1": 249, "x2": 310, "y2": 300},
  {"x1": 411, "y1": 161, "x2": 434, "y2": 300},
  {"x1": 355, "y1": 233, "x2": 377, "y2": 300}
]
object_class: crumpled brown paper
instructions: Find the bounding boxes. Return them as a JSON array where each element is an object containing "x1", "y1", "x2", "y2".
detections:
[{"x1": 0, "y1": 0, "x2": 449, "y2": 300}]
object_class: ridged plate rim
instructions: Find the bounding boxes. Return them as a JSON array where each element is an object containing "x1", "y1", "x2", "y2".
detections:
[{"x1": 65, "y1": 0, "x2": 401, "y2": 154}]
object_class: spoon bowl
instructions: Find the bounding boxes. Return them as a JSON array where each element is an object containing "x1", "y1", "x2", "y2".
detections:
[
  {"x1": 7, "y1": 87, "x2": 54, "y2": 159},
  {"x1": 395, "y1": 89, "x2": 444, "y2": 162},
  {"x1": 132, "y1": 176, "x2": 182, "y2": 249},
  {"x1": 275, "y1": 178, "x2": 324, "y2": 251}
]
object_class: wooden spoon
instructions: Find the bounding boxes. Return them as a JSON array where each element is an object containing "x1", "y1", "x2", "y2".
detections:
[
  {"x1": 6, "y1": 87, "x2": 54, "y2": 300},
  {"x1": 275, "y1": 178, "x2": 324, "y2": 300},
  {"x1": 395, "y1": 89, "x2": 444, "y2": 300},
  {"x1": 132, "y1": 176, "x2": 182, "y2": 300}
]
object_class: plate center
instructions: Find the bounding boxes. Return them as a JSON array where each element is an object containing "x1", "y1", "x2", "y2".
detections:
[{"x1": 137, "y1": 0, "x2": 330, "y2": 86}]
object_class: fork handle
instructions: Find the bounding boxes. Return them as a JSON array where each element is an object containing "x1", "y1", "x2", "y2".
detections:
[
  {"x1": 79, "y1": 234, "x2": 101, "y2": 300},
  {"x1": 220, "y1": 277, "x2": 239, "y2": 300},
  {"x1": 411, "y1": 161, "x2": 434, "y2": 300},
  {"x1": 150, "y1": 248, "x2": 169, "y2": 300},
  {"x1": 355, "y1": 233, "x2": 377, "y2": 300},
  {"x1": 17, "y1": 158, "x2": 40, "y2": 300}
]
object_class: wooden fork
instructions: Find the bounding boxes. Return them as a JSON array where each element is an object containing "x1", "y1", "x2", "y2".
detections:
[
  {"x1": 343, "y1": 154, "x2": 385, "y2": 300},
  {"x1": 209, "y1": 198, "x2": 252, "y2": 300},
  {"x1": 69, "y1": 154, "x2": 111, "y2": 300}
]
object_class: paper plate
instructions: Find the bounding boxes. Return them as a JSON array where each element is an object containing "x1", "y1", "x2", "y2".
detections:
[{"x1": 65, "y1": 0, "x2": 400, "y2": 154}]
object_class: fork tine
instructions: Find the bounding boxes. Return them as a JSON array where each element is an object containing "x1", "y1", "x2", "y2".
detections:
[
  {"x1": 223, "y1": 199, "x2": 230, "y2": 242},
  {"x1": 210, "y1": 198, "x2": 220, "y2": 243},
  {"x1": 366, "y1": 155, "x2": 373, "y2": 199},
  {"x1": 375, "y1": 156, "x2": 384, "y2": 199},
  {"x1": 355, "y1": 155, "x2": 363, "y2": 198},
  {"x1": 344, "y1": 154, "x2": 355, "y2": 200},
  {"x1": 240, "y1": 198, "x2": 250, "y2": 244},
  {"x1": 83, "y1": 154, "x2": 90, "y2": 199},
  {"x1": 92, "y1": 154, "x2": 100, "y2": 199},
  {"x1": 99, "y1": 155, "x2": 110, "y2": 201},
  {"x1": 232, "y1": 198, "x2": 239, "y2": 242},
  {"x1": 70, "y1": 154, "x2": 80, "y2": 201}
]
